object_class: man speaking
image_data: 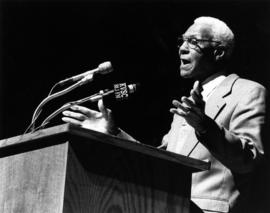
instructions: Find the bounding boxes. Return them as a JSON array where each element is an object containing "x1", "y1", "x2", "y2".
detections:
[{"x1": 62, "y1": 17, "x2": 268, "y2": 213}]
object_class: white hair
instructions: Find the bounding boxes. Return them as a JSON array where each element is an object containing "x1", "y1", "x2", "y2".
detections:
[{"x1": 194, "y1": 16, "x2": 235, "y2": 59}]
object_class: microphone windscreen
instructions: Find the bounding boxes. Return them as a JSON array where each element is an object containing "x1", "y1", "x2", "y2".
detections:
[
  {"x1": 113, "y1": 83, "x2": 140, "y2": 101},
  {"x1": 113, "y1": 83, "x2": 129, "y2": 101},
  {"x1": 98, "y1": 61, "x2": 113, "y2": 74},
  {"x1": 128, "y1": 83, "x2": 140, "y2": 94}
]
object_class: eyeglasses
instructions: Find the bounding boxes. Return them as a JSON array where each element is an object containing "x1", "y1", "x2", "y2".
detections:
[{"x1": 177, "y1": 36, "x2": 221, "y2": 50}]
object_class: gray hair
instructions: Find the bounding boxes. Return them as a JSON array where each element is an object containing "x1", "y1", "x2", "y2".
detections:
[{"x1": 194, "y1": 16, "x2": 235, "y2": 60}]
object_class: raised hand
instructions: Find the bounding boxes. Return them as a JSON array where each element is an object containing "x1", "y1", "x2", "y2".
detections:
[{"x1": 170, "y1": 81, "x2": 208, "y2": 133}]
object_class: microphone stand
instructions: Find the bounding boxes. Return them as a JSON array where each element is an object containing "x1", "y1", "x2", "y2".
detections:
[
  {"x1": 36, "y1": 89, "x2": 114, "y2": 131},
  {"x1": 28, "y1": 74, "x2": 94, "y2": 132}
]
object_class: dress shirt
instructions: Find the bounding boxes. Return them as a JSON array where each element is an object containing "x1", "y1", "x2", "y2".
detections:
[{"x1": 201, "y1": 73, "x2": 226, "y2": 101}]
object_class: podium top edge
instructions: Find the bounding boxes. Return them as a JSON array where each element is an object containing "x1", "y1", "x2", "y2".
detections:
[{"x1": 0, "y1": 124, "x2": 210, "y2": 172}]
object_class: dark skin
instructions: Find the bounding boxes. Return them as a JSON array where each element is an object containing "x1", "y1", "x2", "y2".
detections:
[
  {"x1": 170, "y1": 80, "x2": 208, "y2": 134},
  {"x1": 170, "y1": 22, "x2": 226, "y2": 135},
  {"x1": 62, "y1": 22, "x2": 225, "y2": 137}
]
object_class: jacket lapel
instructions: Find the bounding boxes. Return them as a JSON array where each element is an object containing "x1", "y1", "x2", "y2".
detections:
[
  {"x1": 205, "y1": 73, "x2": 239, "y2": 120},
  {"x1": 181, "y1": 74, "x2": 239, "y2": 156}
]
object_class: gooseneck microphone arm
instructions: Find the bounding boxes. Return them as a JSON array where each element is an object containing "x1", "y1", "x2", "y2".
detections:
[
  {"x1": 58, "y1": 61, "x2": 113, "y2": 86},
  {"x1": 24, "y1": 61, "x2": 114, "y2": 134},
  {"x1": 30, "y1": 74, "x2": 94, "y2": 131},
  {"x1": 38, "y1": 89, "x2": 114, "y2": 130},
  {"x1": 37, "y1": 83, "x2": 139, "y2": 130}
]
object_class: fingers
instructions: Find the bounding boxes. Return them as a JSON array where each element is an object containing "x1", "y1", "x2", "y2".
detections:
[
  {"x1": 62, "y1": 104, "x2": 101, "y2": 124},
  {"x1": 173, "y1": 97, "x2": 197, "y2": 109},
  {"x1": 70, "y1": 105, "x2": 98, "y2": 117},
  {"x1": 170, "y1": 96, "x2": 202, "y2": 117},
  {"x1": 190, "y1": 90, "x2": 204, "y2": 106},
  {"x1": 61, "y1": 102, "x2": 114, "y2": 133},
  {"x1": 172, "y1": 99, "x2": 190, "y2": 113},
  {"x1": 193, "y1": 80, "x2": 203, "y2": 94},
  {"x1": 190, "y1": 81, "x2": 204, "y2": 106},
  {"x1": 170, "y1": 82, "x2": 206, "y2": 131},
  {"x1": 98, "y1": 99, "x2": 110, "y2": 119},
  {"x1": 170, "y1": 108, "x2": 187, "y2": 117},
  {"x1": 62, "y1": 110, "x2": 88, "y2": 121},
  {"x1": 181, "y1": 97, "x2": 196, "y2": 108},
  {"x1": 62, "y1": 116, "x2": 83, "y2": 126},
  {"x1": 170, "y1": 99, "x2": 192, "y2": 118}
]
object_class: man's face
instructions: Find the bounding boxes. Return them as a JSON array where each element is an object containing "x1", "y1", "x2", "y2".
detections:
[{"x1": 179, "y1": 23, "x2": 217, "y2": 80}]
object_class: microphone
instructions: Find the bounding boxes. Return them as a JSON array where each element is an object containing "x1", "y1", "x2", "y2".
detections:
[
  {"x1": 58, "y1": 61, "x2": 113, "y2": 86},
  {"x1": 38, "y1": 83, "x2": 139, "y2": 129},
  {"x1": 89, "y1": 83, "x2": 139, "y2": 102}
]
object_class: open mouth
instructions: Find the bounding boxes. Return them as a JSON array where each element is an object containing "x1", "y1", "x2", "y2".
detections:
[{"x1": 181, "y1": 59, "x2": 191, "y2": 65}]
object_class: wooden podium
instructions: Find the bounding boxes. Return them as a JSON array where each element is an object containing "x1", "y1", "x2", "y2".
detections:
[{"x1": 0, "y1": 124, "x2": 209, "y2": 213}]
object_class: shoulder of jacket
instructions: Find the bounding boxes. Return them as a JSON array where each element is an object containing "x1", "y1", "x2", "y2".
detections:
[{"x1": 233, "y1": 77, "x2": 266, "y2": 92}]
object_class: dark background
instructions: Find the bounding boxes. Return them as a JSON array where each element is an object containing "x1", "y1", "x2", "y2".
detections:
[
  {"x1": 1, "y1": 0, "x2": 270, "y2": 143},
  {"x1": 0, "y1": 0, "x2": 270, "y2": 212}
]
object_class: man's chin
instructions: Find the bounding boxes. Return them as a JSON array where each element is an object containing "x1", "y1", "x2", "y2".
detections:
[{"x1": 180, "y1": 69, "x2": 193, "y2": 79}]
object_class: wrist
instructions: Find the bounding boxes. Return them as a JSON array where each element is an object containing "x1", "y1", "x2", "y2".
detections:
[
  {"x1": 196, "y1": 126, "x2": 207, "y2": 135},
  {"x1": 198, "y1": 114, "x2": 212, "y2": 133}
]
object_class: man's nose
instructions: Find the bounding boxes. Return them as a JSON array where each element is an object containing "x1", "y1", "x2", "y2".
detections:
[{"x1": 179, "y1": 41, "x2": 189, "y2": 54}]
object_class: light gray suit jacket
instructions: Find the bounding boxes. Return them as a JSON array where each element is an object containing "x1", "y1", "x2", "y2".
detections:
[{"x1": 163, "y1": 74, "x2": 267, "y2": 212}]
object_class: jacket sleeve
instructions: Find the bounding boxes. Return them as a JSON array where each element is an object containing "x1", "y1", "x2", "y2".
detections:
[{"x1": 196, "y1": 86, "x2": 268, "y2": 174}]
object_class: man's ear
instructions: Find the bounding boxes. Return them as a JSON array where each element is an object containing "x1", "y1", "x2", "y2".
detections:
[{"x1": 214, "y1": 47, "x2": 226, "y2": 62}]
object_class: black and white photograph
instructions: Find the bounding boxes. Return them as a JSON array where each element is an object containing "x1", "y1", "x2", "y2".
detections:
[{"x1": 0, "y1": 0, "x2": 269, "y2": 212}]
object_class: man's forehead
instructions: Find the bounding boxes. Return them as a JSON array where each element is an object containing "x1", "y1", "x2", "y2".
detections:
[{"x1": 183, "y1": 23, "x2": 214, "y2": 39}]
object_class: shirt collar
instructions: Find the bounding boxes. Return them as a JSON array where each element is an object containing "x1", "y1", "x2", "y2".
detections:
[{"x1": 201, "y1": 72, "x2": 226, "y2": 101}]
